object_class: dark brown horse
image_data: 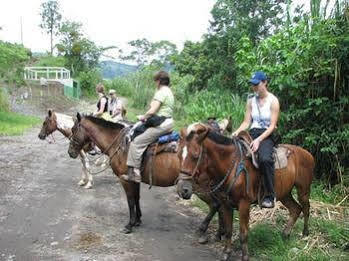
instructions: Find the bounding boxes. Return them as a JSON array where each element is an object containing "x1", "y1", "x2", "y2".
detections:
[
  {"x1": 67, "y1": 113, "x2": 226, "y2": 241},
  {"x1": 176, "y1": 123, "x2": 314, "y2": 261}
]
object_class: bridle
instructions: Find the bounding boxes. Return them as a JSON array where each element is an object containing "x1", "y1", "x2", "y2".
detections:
[
  {"x1": 70, "y1": 122, "x2": 127, "y2": 161},
  {"x1": 178, "y1": 131, "x2": 249, "y2": 195}
]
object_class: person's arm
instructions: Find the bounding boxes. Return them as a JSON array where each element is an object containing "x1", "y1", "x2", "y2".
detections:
[
  {"x1": 232, "y1": 99, "x2": 252, "y2": 137},
  {"x1": 94, "y1": 97, "x2": 107, "y2": 117},
  {"x1": 111, "y1": 100, "x2": 123, "y2": 118},
  {"x1": 250, "y1": 96, "x2": 280, "y2": 152},
  {"x1": 137, "y1": 100, "x2": 161, "y2": 121}
]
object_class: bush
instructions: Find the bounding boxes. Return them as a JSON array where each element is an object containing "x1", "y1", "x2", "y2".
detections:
[
  {"x1": 77, "y1": 69, "x2": 103, "y2": 97},
  {"x1": 34, "y1": 55, "x2": 67, "y2": 67},
  {"x1": 0, "y1": 88, "x2": 9, "y2": 112}
]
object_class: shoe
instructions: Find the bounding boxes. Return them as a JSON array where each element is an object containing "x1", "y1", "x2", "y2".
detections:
[
  {"x1": 261, "y1": 197, "x2": 275, "y2": 208},
  {"x1": 88, "y1": 149, "x2": 97, "y2": 156},
  {"x1": 120, "y1": 167, "x2": 141, "y2": 183}
]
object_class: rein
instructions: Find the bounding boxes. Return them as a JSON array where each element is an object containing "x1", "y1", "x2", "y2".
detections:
[{"x1": 70, "y1": 124, "x2": 128, "y2": 174}]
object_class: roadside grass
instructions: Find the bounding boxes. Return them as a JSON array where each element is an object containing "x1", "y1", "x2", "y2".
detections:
[
  {"x1": 190, "y1": 183, "x2": 349, "y2": 261},
  {"x1": 0, "y1": 111, "x2": 41, "y2": 136}
]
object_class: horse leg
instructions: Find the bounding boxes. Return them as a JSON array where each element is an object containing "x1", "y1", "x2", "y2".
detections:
[
  {"x1": 216, "y1": 206, "x2": 227, "y2": 242},
  {"x1": 78, "y1": 152, "x2": 88, "y2": 186},
  {"x1": 134, "y1": 183, "x2": 142, "y2": 226},
  {"x1": 238, "y1": 200, "x2": 250, "y2": 261},
  {"x1": 280, "y1": 194, "x2": 302, "y2": 239},
  {"x1": 84, "y1": 171, "x2": 93, "y2": 189},
  {"x1": 296, "y1": 189, "x2": 311, "y2": 236},
  {"x1": 121, "y1": 183, "x2": 138, "y2": 234},
  {"x1": 221, "y1": 205, "x2": 233, "y2": 261},
  {"x1": 196, "y1": 203, "x2": 217, "y2": 244}
]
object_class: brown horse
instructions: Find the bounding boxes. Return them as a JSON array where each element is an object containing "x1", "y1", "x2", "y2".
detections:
[
  {"x1": 176, "y1": 123, "x2": 314, "y2": 261},
  {"x1": 38, "y1": 109, "x2": 108, "y2": 189},
  {"x1": 67, "y1": 113, "x2": 226, "y2": 240}
]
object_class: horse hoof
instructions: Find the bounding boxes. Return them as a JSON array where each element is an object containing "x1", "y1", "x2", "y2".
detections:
[
  {"x1": 220, "y1": 253, "x2": 229, "y2": 261},
  {"x1": 198, "y1": 235, "x2": 208, "y2": 244},
  {"x1": 302, "y1": 230, "x2": 309, "y2": 237},
  {"x1": 121, "y1": 227, "x2": 132, "y2": 234},
  {"x1": 282, "y1": 231, "x2": 290, "y2": 240},
  {"x1": 214, "y1": 235, "x2": 222, "y2": 242},
  {"x1": 84, "y1": 183, "x2": 92, "y2": 189},
  {"x1": 78, "y1": 180, "x2": 86, "y2": 186},
  {"x1": 134, "y1": 220, "x2": 142, "y2": 227}
]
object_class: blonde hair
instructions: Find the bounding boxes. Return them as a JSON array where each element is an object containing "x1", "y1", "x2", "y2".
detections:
[{"x1": 96, "y1": 83, "x2": 105, "y2": 94}]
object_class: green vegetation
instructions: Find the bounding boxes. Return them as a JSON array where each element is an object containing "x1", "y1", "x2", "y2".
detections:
[
  {"x1": 0, "y1": 111, "x2": 40, "y2": 136},
  {"x1": 244, "y1": 217, "x2": 348, "y2": 260}
]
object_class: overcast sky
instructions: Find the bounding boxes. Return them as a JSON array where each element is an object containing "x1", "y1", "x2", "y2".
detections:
[{"x1": 0, "y1": 0, "x2": 215, "y2": 58}]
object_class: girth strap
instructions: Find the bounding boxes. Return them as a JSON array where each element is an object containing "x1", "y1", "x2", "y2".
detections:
[{"x1": 225, "y1": 141, "x2": 249, "y2": 195}]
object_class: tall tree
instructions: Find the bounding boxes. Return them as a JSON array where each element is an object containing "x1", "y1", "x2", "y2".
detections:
[
  {"x1": 56, "y1": 20, "x2": 114, "y2": 75},
  {"x1": 40, "y1": 0, "x2": 62, "y2": 55},
  {"x1": 119, "y1": 38, "x2": 153, "y2": 68}
]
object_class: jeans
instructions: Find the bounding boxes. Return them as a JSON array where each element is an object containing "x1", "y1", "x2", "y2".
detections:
[{"x1": 249, "y1": 128, "x2": 275, "y2": 199}]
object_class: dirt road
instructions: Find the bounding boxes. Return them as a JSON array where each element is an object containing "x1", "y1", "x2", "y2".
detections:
[{"x1": 0, "y1": 126, "x2": 220, "y2": 261}]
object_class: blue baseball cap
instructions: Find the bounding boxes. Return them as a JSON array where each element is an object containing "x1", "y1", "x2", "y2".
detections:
[{"x1": 249, "y1": 71, "x2": 267, "y2": 85}]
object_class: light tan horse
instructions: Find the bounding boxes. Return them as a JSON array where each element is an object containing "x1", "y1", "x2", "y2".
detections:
[
  {"x1": 68, "y1": 113, "x2": 228, "y2": 240},
  {"x1": 177, "y1": 123, "x2": 314, "y2": 261}
]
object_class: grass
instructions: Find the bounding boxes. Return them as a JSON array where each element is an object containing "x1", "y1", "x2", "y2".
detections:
[
  {"x1": 0, "y1": 111, "x2": 41, "y2": 136},
  {"x1": 190, "y1": 192, "x2": 349, "y2": 261}
]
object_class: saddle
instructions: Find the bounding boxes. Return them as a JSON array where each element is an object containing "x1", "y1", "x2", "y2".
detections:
[
  {"x1": 237, "y1": 130, "x2": 292, "y2": 170},
  {"x1": 140, "y1": 132, "x2": 180, "y2": 188}
]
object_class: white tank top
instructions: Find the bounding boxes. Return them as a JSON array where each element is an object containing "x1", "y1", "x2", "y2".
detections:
[{"x1": 250, "y1": 94, "x2": 272, "y2": 129}]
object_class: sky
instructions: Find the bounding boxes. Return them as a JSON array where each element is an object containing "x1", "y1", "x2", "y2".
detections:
[{"x1": 0, "y1": 0, "x2": 215, "y2": 59}]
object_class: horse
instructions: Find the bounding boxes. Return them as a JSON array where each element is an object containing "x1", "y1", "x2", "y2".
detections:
[
  {"x1": 176, "y1": 123, "x2": 314, "y2": 261},
  {"x1": 67, "y1": 113, "x2": 228, "y2": 241},
  {"x1": 38, "y1": 109, "x2": 108, "y2": 189}
]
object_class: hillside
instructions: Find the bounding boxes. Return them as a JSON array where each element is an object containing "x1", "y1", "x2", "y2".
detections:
[{"x1": 99, "y1": 60, "x2": 137, "y2": 79}]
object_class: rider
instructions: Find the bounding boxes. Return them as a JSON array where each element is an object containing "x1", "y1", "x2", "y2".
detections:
[
  {"x1": 121, "y1": 71, "x2": 174, "y2": 183},
  {"x1": 89, "y1": 83, "x2": 110, "y2": 155},
  {"x1": 232, "y1": 71, "x2": 280, "y2": 208},
  {"x1": 93, "y1": 83, "x2": 111, "y2": 121},
  {"x1": 108, "y1": 89, "x2": 124, "y2": 122}
]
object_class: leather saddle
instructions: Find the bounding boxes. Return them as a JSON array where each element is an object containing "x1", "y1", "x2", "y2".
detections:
[{"x1": 237, "y1": 130, "x2": 292, "y2": 170}]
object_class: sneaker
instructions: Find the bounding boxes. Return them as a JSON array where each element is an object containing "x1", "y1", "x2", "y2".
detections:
[
  {"x1": 120, "y1": 167, "x2": 141, "y2": 183},
  {"x1": 261, "y1": 197, "x2": 275, "y2": 208},
  {"x1": 88, "y1": 149, "x2": 97, "y2": 156}
]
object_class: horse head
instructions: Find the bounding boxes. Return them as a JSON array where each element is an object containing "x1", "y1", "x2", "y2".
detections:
[
  {"x1": 68, "y1": 112, "x2": 91, "y2": 158},
  {"x1": 177, "y1": 123, "x2": 210, "y2": 200},
  {"x1": 38, "y1": 109, "x2": 58, "y2": 140}
]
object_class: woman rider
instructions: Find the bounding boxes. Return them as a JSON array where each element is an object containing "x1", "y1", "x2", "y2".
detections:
[
  {"x1": 121, "y1": 71, "x2": 174, "y2": 183},
  {"x1": 93, "y1": 83, "x2": 111, "y2": 121},
  {"x1": 232, "y1": 71, "x2": 280, "y2": 208}
]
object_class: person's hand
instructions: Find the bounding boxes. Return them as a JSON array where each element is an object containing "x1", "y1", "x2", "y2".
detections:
[
  {"x1": 250, "y1": 138, "x2": 260, "y2": 152},
  {"x1": 231, "y1": 130, "x2": 239, "y2": 138},
  {"x1": 137, "y1": 115, "x2": 146, "y2": 121}
]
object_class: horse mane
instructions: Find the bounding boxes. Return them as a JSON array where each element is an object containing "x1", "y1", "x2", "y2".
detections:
[
  {"x1": 84, "y1": 115, "x2": 125, "y2": 130},
  {"x1": 207, "y1": 131, "x2": 234, "y2": 145}
]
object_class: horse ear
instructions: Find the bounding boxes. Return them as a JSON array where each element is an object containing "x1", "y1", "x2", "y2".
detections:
[
  {"x1": 76, "y1": 112, "x2": 81, "y2": 122},
  {"x1": 180, "y1": 128, "x2": 187, "y2": 140},
  {"x1": 196, "y1": 124, "x2": 209, "y2": 142},
  {"x1": 48, "y1": 109, "x2": 52, "y2": 117}
]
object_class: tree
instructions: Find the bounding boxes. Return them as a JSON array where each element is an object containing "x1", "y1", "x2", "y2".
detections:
[
  {"x1": 40, "y1": 0, "x2": 62, "y2": 55},
  {"x1": 150, "y1": 40, "x2": 178, "y2": 66},
  {"x1": 119, "y1": 38, "x2": 153, "y2": 68},
  {"x1": 56, "y1": 20, "x2": 115, "y2": 76}
]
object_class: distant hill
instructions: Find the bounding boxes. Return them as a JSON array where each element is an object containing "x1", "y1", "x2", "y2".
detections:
[{"x1": 99, "y1": 61, "x2": 137, "y2": 79}]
